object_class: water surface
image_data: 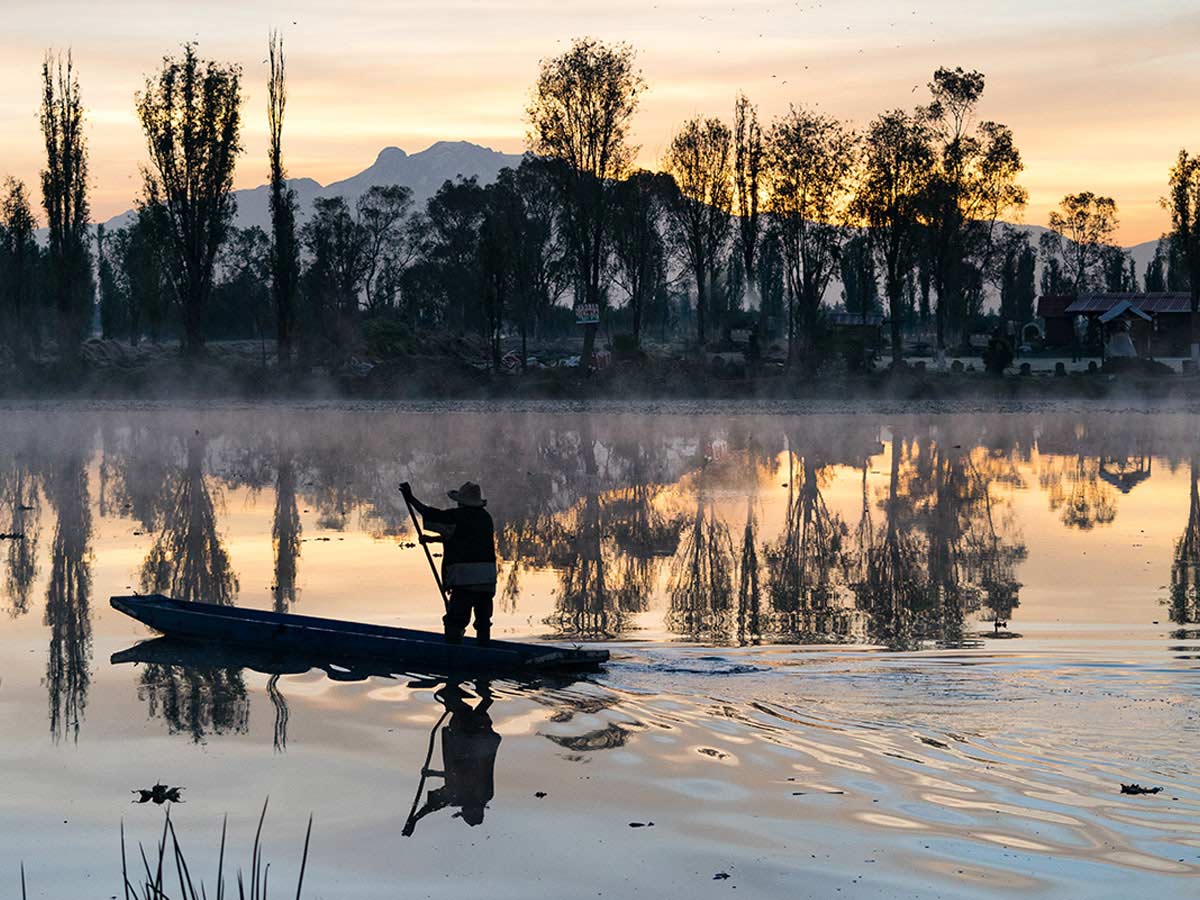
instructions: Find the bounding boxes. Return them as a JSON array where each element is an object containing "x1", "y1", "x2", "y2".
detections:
[{"x1": 1, "y1": 404, "x2": 1197, "y2": 898}]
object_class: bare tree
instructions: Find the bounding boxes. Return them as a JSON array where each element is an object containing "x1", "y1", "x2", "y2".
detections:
[
  {"x1": 40, "y1": 51, "x2": 93, "y2": 354},
  {"x1": 662, "y1": 116, "x2": 734, "y2": 346},
  {"x1": 765, "y1": 106, "x2": 858, "y2": 366},
  {"x1": 136, "y1": 44, "x2": 243, "y2": 357},
  {"x1": 267, "y1": 32, "x2": 299, "y2": 364},
  {"x1": 527, "y1": 38, "x2": 644, "y2": 368}
]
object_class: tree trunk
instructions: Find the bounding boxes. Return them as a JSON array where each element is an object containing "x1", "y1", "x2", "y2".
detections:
[
  {"x1": 632, "y1": 290, "x2": 641, "y2": 346},
  {"x1": 695, "y1": 269, "x2": 707, "y2": 347},
  {"x1": 184, "y1": 283, "x2": 204, "y2": 358},
  {"x1": 581, "y1": 322, "x2": 597, "y2": 371},
  {"x1": 888, "y1": 276, "x2": 904, "y2": 367}
]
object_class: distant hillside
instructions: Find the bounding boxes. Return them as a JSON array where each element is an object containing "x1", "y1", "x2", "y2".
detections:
[{"x1": 99, "y1": 140, "x2": 525, "y2": 232}]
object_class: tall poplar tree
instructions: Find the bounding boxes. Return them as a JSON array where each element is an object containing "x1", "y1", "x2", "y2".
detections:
[
  {"x1": 40, "y1": 52, "x2": 94, "y2": 354},
  {"x1": 267, "y1": 32, "x2": 299, "y2": 364}
]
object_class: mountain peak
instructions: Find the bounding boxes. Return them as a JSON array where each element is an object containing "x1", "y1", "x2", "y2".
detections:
[{"x1": 374, "y1": 146, "x2": 408, "y2": 166}]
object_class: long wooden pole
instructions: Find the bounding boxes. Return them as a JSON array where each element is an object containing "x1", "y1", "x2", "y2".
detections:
[{"x1": 402, "y1": 489, "x2": 449, "y2": 613}]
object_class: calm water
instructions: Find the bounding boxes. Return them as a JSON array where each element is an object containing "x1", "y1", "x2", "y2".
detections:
[{"x1": 1, "y1": 404, "x2": 1197, "y2": 899}]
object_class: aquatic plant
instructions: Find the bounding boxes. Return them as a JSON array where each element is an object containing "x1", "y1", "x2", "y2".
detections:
[{"x1": 119, "y1": 800, "x2": 312, "y2": 900}]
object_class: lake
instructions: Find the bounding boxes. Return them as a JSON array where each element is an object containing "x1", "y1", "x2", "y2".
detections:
[{"x1": 1, "y1": 403, "x2": 1197, "y2": 898}]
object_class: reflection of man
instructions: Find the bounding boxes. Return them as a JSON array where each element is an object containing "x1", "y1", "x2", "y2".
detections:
[
  {"x1": 403, "y1": 682, "x2": 502, "y2": 834},
  {"x1": 400, "y1": 481, "x2": 497, "y2": 645}
]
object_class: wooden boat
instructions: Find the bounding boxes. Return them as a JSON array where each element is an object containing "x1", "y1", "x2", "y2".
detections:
[{"x1": 110, "y1": 594, "x2": 608, "y2": 672}]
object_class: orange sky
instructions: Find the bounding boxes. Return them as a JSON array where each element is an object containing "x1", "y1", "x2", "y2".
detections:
[{"x1": 2, "y1": 1, "x2": 1198, "y2": 244}]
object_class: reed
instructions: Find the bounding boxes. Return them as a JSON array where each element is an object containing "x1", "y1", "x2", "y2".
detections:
[{"x1": 113, "y1": 799, "x2": 314, "y2": 900}]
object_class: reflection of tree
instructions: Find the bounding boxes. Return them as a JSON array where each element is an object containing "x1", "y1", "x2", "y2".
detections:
[
  {"x1": 42, "y1": 447, "x2": 93, "y2": 743},
  {"x1": 98, "y1": 422, "x2": 176, "y2": 530},
  {"x1": 608, "y1": 483, "x2": 678, "y2": 617},
  {"x1": 765, "y1": 451, "x2": 853, "y2": 641},
  {"x1": 551, "y1": 490, "x2": 613, "y2": 637},
  {"x1": 2, "y1": 457, "x2": 40, "y2": 617},
  {"x1": 136, "y1": 431, "x2": 245, "y2": 740},
  {"x1": 1039, "y1": 455, "x2": 1117, "y2": 530},
  {"x1": 666, "y1": 494, "x2": 735, "y2": 641},
  {"x1": 272, "y1": 450, "x2": 301, "y2": 611},
  {"x1": 1168, "y1": 457, "x2": 1200, "y2": 627},
  {"x1": 736, "y1": 494, "x2": 761, "y2": 645},
  {"x1": 140, "y1": 432, "x2": 238, "y2": 605},
  {"x1": 136, "y1": 663, "x2": 249, "y2": 743},
  {"x1": 267, "y1": 673, "x2": 289, "y2": 751},
  {"x1": 852, "y1": 435, "x2": 924, "y2": 649},
  {"x1": 851, "y1": 434, "x2": 1026, "y2": 648},
  {"x1": 544, "y1": 428, "x2": 680, "y2": 640}
]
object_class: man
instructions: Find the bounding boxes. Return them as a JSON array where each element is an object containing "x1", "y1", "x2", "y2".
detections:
[
  {"x1": 402, "y1": 681, "x2": 501, "y2": 835},
  {"x1": 400, "y1": 481, "x2": 497, "y2": 645}
]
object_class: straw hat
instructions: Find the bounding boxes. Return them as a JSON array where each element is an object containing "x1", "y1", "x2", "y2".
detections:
[{"x1": 448, "y1": 481, "x2": 487, "y2": 507}]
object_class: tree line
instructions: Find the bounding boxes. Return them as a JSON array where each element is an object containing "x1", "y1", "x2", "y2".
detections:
[{"x1": 3, "y1": 37, "x2": 1200, "y2": 371}]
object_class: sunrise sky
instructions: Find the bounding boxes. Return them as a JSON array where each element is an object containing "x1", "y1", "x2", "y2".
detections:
[{"x1": 2, "y1": 0, "x2": 1195, "y2": 244}]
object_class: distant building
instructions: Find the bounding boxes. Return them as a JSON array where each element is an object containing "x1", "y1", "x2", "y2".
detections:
[{"x1": 1038, "y1": 292, "x2": 1194, "y2": 355}]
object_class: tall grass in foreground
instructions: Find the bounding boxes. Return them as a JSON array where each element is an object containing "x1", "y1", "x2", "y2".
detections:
[{"x1": 118, "y1": 799, "x2": 313, "y2": 900}]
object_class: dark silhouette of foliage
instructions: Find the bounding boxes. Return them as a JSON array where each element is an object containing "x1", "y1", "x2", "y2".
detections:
[
  {"x1": 997, "y1": 228, "x2": 1036, "y2": 328},
  {"x1": 527, "y1": 37, "x2": 644, "y2": 368},
  {"x1": 662, "y1": 117, "x2": 733, "y2": 346},
  {"x1": 733, "y1": 93, "x2": 764, "y2": 309},
  {"x1": 920, "y1": 67, "x2": 1025, "y2": 355},
  {"x1": 0, "y1": 178, "x2": 41, "y2": 361},
  {"x1": 840, "y1": 234, "x2": 879, "y2": 320},
  {"x1": 1039, "y1": 192, "x2": 1118, "y2": 294},
  {"x1": 766, "y1": 106, "x2": 858, "y2": 366},
  {"x1": 267, "y1": 32, "x2": 299, "y2": 364},
  {"x1": 136, "y1": 44, "x2": 242, "y2": 357},
  {"x1": 300, "y1": 196, "x2": 366, "y2": 346},
  {"x1": 1166, "y1": 150, "x2": 1200, "y2": 356},
  {"x1": 609, "y1": 170, "x2": 670, "y2": 346},
  {"x1": 40, "y1": 51, "x2": 94, "y2": 354},
  {"x1": 854, "y1": 110, "x2": 934, "y2": 365}
]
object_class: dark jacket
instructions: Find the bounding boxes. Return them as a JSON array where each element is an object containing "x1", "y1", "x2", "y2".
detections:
[{"x1": 410, "y1": 499, "x2": 497, "y2": 590}]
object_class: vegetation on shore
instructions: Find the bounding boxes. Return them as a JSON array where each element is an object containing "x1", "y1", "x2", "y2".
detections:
[{"x1": 2, "y1": 37, "x2": 1199, "y2": 386}]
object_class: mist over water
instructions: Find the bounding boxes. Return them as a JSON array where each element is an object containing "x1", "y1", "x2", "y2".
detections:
[{"x1": 0, "y1": 403, "x2": 1197, "y2": 898}]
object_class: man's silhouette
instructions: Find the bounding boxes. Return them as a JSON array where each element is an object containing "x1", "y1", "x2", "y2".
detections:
[
  {"x1": 402, "y1": 682, "x2": 502, "y2": 835},
  {"x1": 401, "y1": 481, "x2": 497, "y2": 645}
]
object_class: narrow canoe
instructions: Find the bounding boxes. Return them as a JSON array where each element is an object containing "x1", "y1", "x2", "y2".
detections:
[{"x1": 110, "y1": 594, "x2": 609, "y2": 673}]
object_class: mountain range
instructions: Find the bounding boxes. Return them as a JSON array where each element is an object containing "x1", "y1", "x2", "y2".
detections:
[{"x1": 100, "y1": 140, "x2": 525, "y2": 233}]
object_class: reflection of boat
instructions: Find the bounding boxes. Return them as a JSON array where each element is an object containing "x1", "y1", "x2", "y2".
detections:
[
  {"x1": 110, "y1": 636, "x2": 402, "y2": 681},
  {"x1": 110, "y1": 594, "x2": 608, "y2": 672}
]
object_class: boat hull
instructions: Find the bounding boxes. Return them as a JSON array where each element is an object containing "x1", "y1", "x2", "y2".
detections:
[{"x1": 110, "y1": 594, "x2": 608, "y2": 672}]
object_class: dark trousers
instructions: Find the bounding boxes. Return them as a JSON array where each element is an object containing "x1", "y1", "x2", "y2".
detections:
[{"x1": 444, "y1": 589, "x2": 494, "y2": 644}]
